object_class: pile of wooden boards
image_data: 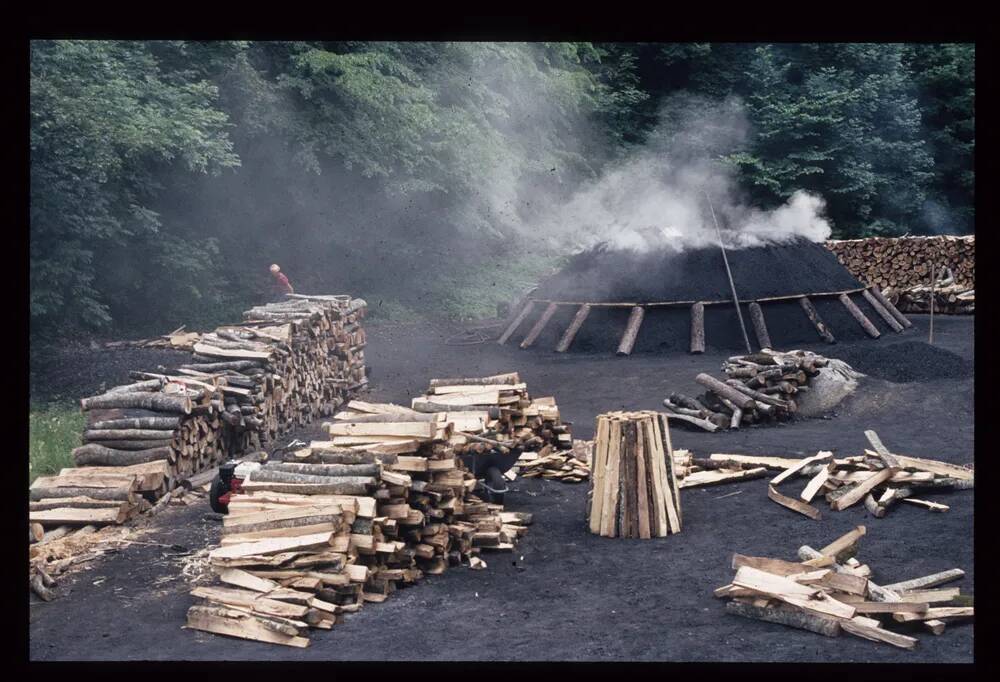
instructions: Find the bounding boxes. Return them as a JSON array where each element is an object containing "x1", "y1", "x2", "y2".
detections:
[
  {"x1": 705, "y1": 430, "x2": 973, "y2": 521},
  {"x1": 412, "y1": 372, "x2": 572, "y2": 455},
  {"x1": 826, "y1": 235, "x2": 974, "y2": 293},
  {"x1": 515, "y1": 446, "x2": 591, "y2": 482},
  {"x1": 186, "y1": 418, "x2": 532, "y2": 647},
  {"x1": 885, "y1": 266, "x2": 974, "y2": 315},
  {"x1": 664, "y1": 349, "x2": 836, "y2": 431},
  {"x1": 587, "y1": 411, "x2": 682, "y2": 538},
  {"x1": 717, "y1": 525, "x2": 972, "y2": 648}
]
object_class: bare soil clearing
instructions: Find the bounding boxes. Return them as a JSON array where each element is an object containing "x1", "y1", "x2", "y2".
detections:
[{"x1": 29, "y1": 315, "x2": 973, "y2": 661}]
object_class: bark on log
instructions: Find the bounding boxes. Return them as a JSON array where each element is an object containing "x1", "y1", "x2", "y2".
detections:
[
  {"x1": 85, "y1": 439, "x2": 174, "y2": 451},
  {"x1": 868, "y1": 287, "x2": 913, "y2": 328},
  {"x1": 839, "y1": 294, "x2": 881, "y2": 338},
  {"x1": 799, "y1": 296, "x2": 836, "y2": 343},
  {"x1": 29, "y1": 485, "x2": 135, "y2": 503},
  {"x1": 72, "y1": 443, "x2": 174, "y2": 467},
  {"x1": 690, "y1": 303, "x2": 705, "y2": 354},
  {"x1": 694, "y1": 373, "x2": 756, "y2": 410},
  {"x1": 724, "y1": 380, "x2": 793, "y2": 409},
  {"x1": 30, "y1": 497, "x2": 126, "y2": 511},
  {"x1": 748, "y1": 302, "x2": 772, "y2": 350},
  {"x1": 241, "y1": 481, "x2": 372, "y2": 496},
  {"x1": 616, "y1": 306, "x2": 646, "y2": 356},
  {"x1": 288, "y1": 451, "x2": 380, "y2": 465},
  {"x1": 225, "y1": 514, "x2": 344, "y2": 536},
  {"x1": 520, "y1": 302, "x2": 559, "y2": 349},
  {"x1": 428, "y1": 373, "x2": 520, "y2": 387},
  {"x1": 497, "y1": 300, "x2": 535, "y2": 345},
  {"x1": 83, "y1": 429, "x2": 177, "y2": 441},
  {"x1": 181, "y1": 360, "x2": 265, "y2": 372},
  {"x1": 726, "y1": 600, "x2": 840, "y2": 637},
  {"x1": 555, "y1": 304, "x2": 592, "y2": 353},
  {"x1": 326, "y1": 413, "x2": 437, "y2": 423},
  {"x1": 90, "y1": 417, "x2": 182, "y2": 431},
  {"x1": 264, "y1": 462, "x2": 381, "y2": 478},
  {"x1": 248, "y1": 469, "x2": 377, "y2": 488},
  {"x1": 105, "y1": 379, "x2": 165, "y2": 394},
  {"x1": 80, "y1": 392, "x2": 192, "y2": 414}
]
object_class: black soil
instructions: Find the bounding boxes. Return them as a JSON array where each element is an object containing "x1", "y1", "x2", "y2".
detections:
[
  {"x1": 517, "y1": 238, "x2": 876, "y2": 353},
  {"x1": 825, "y1": 341, "x2": 974, "y2": 383},
  {"x1": 29, "y1": 315, "x2": 974, "y2": 662},
  {"x1": 535, "y1": 238, "x2": 861, "y2": 303}
]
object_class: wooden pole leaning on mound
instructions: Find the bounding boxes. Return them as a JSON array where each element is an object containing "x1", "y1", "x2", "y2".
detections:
[
  {"x1": 861, "y1": 289, "x2": 905, "y2": 333},
  {"x1": 799, "y1": 296, "x2": 836, "y2": 343},
  {"x1": 555, "y1": 304, "x2": 591, "y2": 353},
  {"x1": 838, "y1": 293, "x2": 881, "y2": 338},
  {"x1": 867, "y1": 286, "x2": 912, "y2": 329},
  {"x1": 587, "y1": 411, "x2": 681, "y2": 538},
  {"x1": 690, "y1": 303, "x2": 705, "y2": 354},
  {"x1": 520, "y1": 302, "x2": 559, "y2": 349},
  {"x1": 748, "y1": 302, "x2": 772, "y2": 350},
  {"x1": 617, "y1": 306, "x2": 646, "y2": 356}
]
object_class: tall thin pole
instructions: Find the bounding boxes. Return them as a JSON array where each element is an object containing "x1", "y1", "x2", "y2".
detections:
[
  {"x1": 929, "y1": 264, "x2": 939, "y2": 345},
  {"x1": 704, "y1": 190, "x2": 752, "y2": 354}
]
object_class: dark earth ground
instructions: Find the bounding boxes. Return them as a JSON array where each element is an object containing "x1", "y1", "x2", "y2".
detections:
[{"x1": 29, "y1": 315, "x2": 974, "y2": 662}]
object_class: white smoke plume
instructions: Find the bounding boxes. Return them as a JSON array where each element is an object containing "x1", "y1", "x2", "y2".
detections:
[{"x1": 527, "y1": 94, "x2": 832, "y2": 252}]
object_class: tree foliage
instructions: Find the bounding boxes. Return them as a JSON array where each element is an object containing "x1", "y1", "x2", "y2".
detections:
[{"x1": 29, "y1": 40, "x2": 975, "y2": 338}]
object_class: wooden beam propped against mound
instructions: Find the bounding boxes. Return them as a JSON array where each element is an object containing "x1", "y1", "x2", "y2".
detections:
[
  {"x1": 555, "y1": 304, "x2": 591, "y2": 353},
  {"x1": 690, "y1": 303, "x2": 705, "y2": 354},
  {"x1": 861, "y1": 289, "x2": 905, "y2": 332},
  {"x1": 867, "y1": 286, "x2": 913, "y2": 329},
  {"x1": 497, "y1": 300, "x2": 535, "y2": 345},
  {"x1": 748, "y1": 302, "x2": 772, "y2": 350},
  {"x1": 616, "y1": 306, "x2": 645, "y2": 356},
  {"x1": 519, "y1": 302, "x2": 559, "y2": 349},
  {"x1": 839, "y1": 294, "x2": 881, "y2": 338},
  {"x1": 799, "y1": 296, "x2": 836, "y2": 344}
]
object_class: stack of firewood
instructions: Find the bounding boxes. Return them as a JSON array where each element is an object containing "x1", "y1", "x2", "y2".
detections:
[
  {"x1": 515, "y1": 448, "x2": 591, "y2": 482},
  {"x1": 587, "y1": 411, "x2": 683, "y2": 538},
  {"x1": 717, "y1": 526, "x2": 973, "y2": 648},
  {"x1": 412, "y1": 373, "x2": 573, "y2": 456},
  {"x1": 826, "y1": 235, "x2": 974, "y2": 292},
  {"x1": 884, "y1": 266, "x2": 974, "y2": 314},
  {"x1": 186, "y1": 418, "x2": 531, "y2": 647},
  {"x1": 664, "y1": 349, "x2": 843, "y2": 431}
]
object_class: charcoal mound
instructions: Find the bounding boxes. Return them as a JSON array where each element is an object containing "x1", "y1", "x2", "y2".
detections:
[
  {"x1": 536, "y1": 237, "x2": 861, "y2": 303},
  {"x1": 511, "y1": 237, "x2": 894, "y2": 354},
  {"x1": 825, "y1": 341, "x2": 973, "y2": 383}
]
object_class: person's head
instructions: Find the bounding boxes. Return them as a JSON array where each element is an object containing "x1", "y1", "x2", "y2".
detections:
[{"x1": 270, "y1": 264, "x2": 280, "y2": 274}]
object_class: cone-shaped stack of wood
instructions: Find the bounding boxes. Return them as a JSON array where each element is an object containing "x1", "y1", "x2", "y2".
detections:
[
  {"x1": 587, "y1": 411, "x2": 682, "y2": 538},
  {"x1": 411, "y1": 372, "x2": 572, "y2": 455},
  {"x1": 186, "y1": 414, "x2": 532, "y2": 647}
]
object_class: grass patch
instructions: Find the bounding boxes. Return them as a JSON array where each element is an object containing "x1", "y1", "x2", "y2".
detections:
[{"x1": 29, "y1": 403, "x2": 84, "y2": 485}]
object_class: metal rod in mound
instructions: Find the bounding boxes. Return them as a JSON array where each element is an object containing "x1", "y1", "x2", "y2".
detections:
[{"x1": 703, "y1": 190, "x2": 752, "y2": 354}]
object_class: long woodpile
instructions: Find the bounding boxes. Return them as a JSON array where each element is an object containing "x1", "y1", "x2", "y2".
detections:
[
  {"x1": 704, "y1": 431, "x2": 973, "y2": 521},
  {"x1": 410, "y1": 372, "x2": 572, "y2": 456},
  {"x1": 186, "y1": 410, "x2": 531, "y2": 647},
  {"x1": 717, "y1": 526, "x2": 972, "y2": 648},
  {"x1": 664, "y1": 349, "x2": 846, "y2": 431},
  {"x1": 29, "y1": 294, "x2": 368, "y2": 554},
  {"x1": 884, "y1": 266, "x2": 974, "y2": 315},
  {"x1": 587, "y1": 411, "x2": 683, "y2": 538},
  {"x1": 825, "y1": 235, "x2": 974, "y2": 292}
]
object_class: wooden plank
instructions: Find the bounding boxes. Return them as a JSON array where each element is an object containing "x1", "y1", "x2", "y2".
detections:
[
  {"x1": 223, "y1": 504, "x2": 344, "y2": 529},
  {"x1": 725, "y1": 600, "x2": 840, "y2": 637},
  {"x1": 29, "y1": 507, "x2": 126, "y2": 526},
  {"x1": 657, "y1": 413, "x2": 682, "y2": 532},
  {"x1": 555, "y1": 304, "x2": 591, "y2": 353},
  {"x1": 819, "y1": 525, "x2": 867, "y2": 558},
  {"x1": 731, "y1": 554, "x2": 816, "y2": 577},
  {"x1": 185, "y1": 608, "x2": 309, "y2": 648},
  {"x1": 616, "y1": 306, "x2": 645, "y2": 356},
  {"x1": 800, "y1": 462, "x2": 833, "y2": 503},
  {"x1": 830, "y1": 468, "x2": 896, "y2": 511},
  {"x1": 882, "y1": 569, "x2": 965, "y2": 593},
  {"x1": 325, "y1": 422, "x2": 434, "y2": 438},
  {"x1": 894, "y1": 588, "x2": 960, "y2": 603},
  {"x1": 190, "y1": 586, "x2": 310, "y2": 619},
  {"x1": 588, "y1": 416, "x2": 609, "y2": 534},
  {"x1": 768, "y1": 485, "x2": 822, "y2": 520},
  {"x1": 840, "y1": 618, "x2": 917, "y2": 649},
  {"x1": 892, "y1": 607, "x2": 973, "y2": 623},
  {"x1": 770, "y1": 451, "x2": 833, "y2": 486},
  {"x1": 748, "y1": 301, "x2": 772, "y2": 350},
  {"x1": 901, "y1": 498, "x2": 949, "y2": 512},
  {"x1": 853, "y1": 601, "x2": 929, "y2": 614},
  {"x1": 209, "y1": 532, "x2": 334, "y2": 560},
  {"x1": 635, "y1": 420, "x2": 651, "y2": 539},
  {"x1": 520, "y1": 302, "x2": 559, "y2": 349},
  {"x1": 885, "y1": 453, "x2": 973, "y2": 481},
  {"x1": 680, "y1": 467, "x2": 767, "y2": 488},
  {"x1": 732, "y1": 566, "x2": 856, "y2": 620},
  {"x1": 643, "y1": 418, "x2": 669, "y2": 537},
  {"x1": 217, "y1": 569, "x2": 281, "y2": 593},
  {"x1": 497, "y1": 300, "x2": 535, "y2": 345},
  {"x1": 600, "y1": 418, "x2": 622, "y2": 537}
]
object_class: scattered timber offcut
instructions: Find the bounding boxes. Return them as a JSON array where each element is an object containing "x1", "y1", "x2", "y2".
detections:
[{"x1": 718, "y1": 526, "x2": 972, "y2": 648}]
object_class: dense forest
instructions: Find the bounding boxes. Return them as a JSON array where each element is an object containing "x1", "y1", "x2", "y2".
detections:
[{"x1": 30, "y1": 41, "x2": 974, "y2": 341}]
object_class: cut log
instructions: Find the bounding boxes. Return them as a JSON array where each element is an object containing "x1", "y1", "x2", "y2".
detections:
[
  {"x1": 690, "y1": 303, "x2": 705, "y2": 354},
  {"x1": 725, "y1": 600, "x2": 840, "y2": 637},
  {"x1": 830, "y1": 468, "x2": 897, "y2": 511},
  {"x1": 616, "y1": 306, "x2": 646, "y2": 356},
  {"x1": 185, "y1": 606, "x2": 309, "y2": 648},
  {"x1": 867, "y1": 287, "x2": 912, "y2": 328},
  {"x1": 89, "y1": 416, "x2": 182, "y2": 430},
  {"x1": 892, "y1": 607, "x2": 973, "y2": 623},
  {"x1": 72, "y1": 444, "x2": 174, "y2": 467},
  {"x1": 748, "y1": 301, "x2": 773, "y2": 349},
  {"x1": 83, "y1": 429, "x2": 177, "y2": 441},
  {"x1": 881, "y1": 569, "x2": 965, "y2": 593},
  {"x1": 694, "y1": 373, "x2": 755, "y2": 410},
  {"x1": 798, "y1": 296, "x2": 836, "y2": 343},
  {"x1": 520, "y1": 302, "x2": 559, "y2": 349},
  {"x1": 80, "y1": 392, "x2": 192, "y2": 414},
  {"x1": 29, "y1": 484, "x2": 135, "y2": 503},
  {"x1": 30, "y1": 506, "x2": 127, "y2": 526},
  {"x1": 555, "y1": 304, "x2": 592, "y2": 353},
  {"x1": 861, "y1": 289, "x2": 905, "y2": 332}
]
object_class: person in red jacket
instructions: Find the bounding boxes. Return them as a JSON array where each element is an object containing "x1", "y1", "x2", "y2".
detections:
[{"x1": 269, "y1": 263, "x2": 294, "y2": 300}]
